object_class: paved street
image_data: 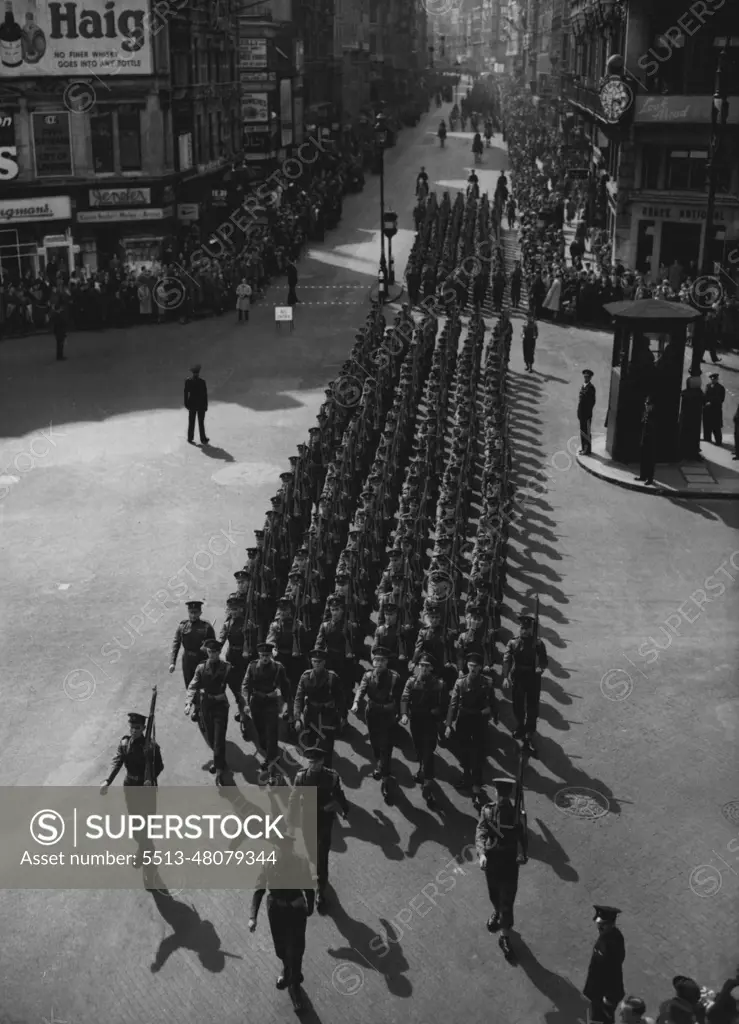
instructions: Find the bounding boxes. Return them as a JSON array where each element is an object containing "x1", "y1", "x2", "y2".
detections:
[{"x1": 1, "y1": 100, "x2": 738, "y2": 1024}]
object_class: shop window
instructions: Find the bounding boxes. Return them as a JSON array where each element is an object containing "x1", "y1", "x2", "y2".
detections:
[
  {"x1": 118, "y1": 107, "x2": 142, "y2": 171},
  {"x1": 91, "y1": 111, "x2": 115, "y2": 173},
  {"x1": 641, "y1": 144, "x2": 662, "y2": 189}
]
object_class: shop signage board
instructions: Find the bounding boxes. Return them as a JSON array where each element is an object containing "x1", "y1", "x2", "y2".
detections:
[
  {"x1": 32, "y1": 111, "x2": 72, "y2": 176},
  {"x1": 0, "y1": 196, "x2": 72, "y2": 222},
  {"x1": 637, "y1": 203, "x2": 738, "y2": 224},
  {"x1": 242, "y1": 93, "x2": 269, "y2": 122},
  {"x1": 76, "y1": 206, "x2": 174, "y2": 223},
  {"x1": 238, "y1": 39, "x2": 267, "y2": 69},
  {"x1": 0, "y1": 0, "x2": 153, "y2": 77},
  {"x1": 89, "y1": 187, "x2": 151, "y2": 207},
  {"x1": 0, "y1": 109, "x2": 18, "y2": 180}
]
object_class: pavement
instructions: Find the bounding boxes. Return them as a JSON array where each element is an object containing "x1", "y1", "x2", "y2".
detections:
[{"x1": 1, "y1": 94, "x2": 738, "y2": 1024}]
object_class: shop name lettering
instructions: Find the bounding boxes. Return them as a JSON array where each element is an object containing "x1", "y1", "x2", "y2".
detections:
[
  {"x1": 49, "y1": 2, "x2": 147, "y2": 51},
  {"x1": 641, "y1": 206, "x2": 728, "y2": 221},
  {"x1": 90, "y1": 188, "x2": 148, "y2": 206},
  {"x1": 640, "y1": 98, "x2": 692, "y2": 121},
  {"x1": 0, "y1": 204, "x2": 53, "y2": 221}
]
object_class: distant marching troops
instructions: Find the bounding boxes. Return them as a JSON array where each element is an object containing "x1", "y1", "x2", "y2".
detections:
[{"x1": 105, "y1": 181, "x2": 578, "y2": 1012}]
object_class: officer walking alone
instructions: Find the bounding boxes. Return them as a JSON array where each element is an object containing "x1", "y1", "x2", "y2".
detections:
[
  {"x1": 475, "y1": 776, "x2": 528, "y2": 964},
  {"x1": 288, "y1": 746, "x2": 349, "y2": 912},
  {"x1": 184, "y1": 364, "x2": 210, "y2": 445},
  {"x1": 583, "y1": 905, "x2": 626, "y2": 1024}
]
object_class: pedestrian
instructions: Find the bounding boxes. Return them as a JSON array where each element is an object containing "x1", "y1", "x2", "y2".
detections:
[
  {"x1": 703, "y1": 372, "x2": 726, "y2": 446},
  {"x1": 733, "y1": 405, "x2": 739, "y2": 460},
  {"x1": 445, "y1": 650, "x2": 497, "y2": 810},
  {"x1": 510, "y1": 261, "x2": 522, "y2": 309},
  {"x1": 501, "y1": 611, "x2": 548, "y2": 757},
  {"x1": 288, "y1": 746, "x2": 349, "y2": 912},
  {"x1": 169, "y1": 600, "x2": 215, "y2": 687},
  {"x1": 656, "y1": 976, "x2": 705, "y2": 1024},
  {"x1": 577, "y1": 368, "x2": 596, "y2": 455},
  {"x1": 400, "y1": 653, "x2": 444, "y2": 808},
  {"x1": 543, "y1": 272, "x2": 562, "y2": 321},
  {"x1": 635, "y1": 395, "x2": 657, "y2": 486},
  {"x1": 506, "y1": 197, "x2": 516, "y2": 229},
  {"x1": 522, "y1": 314, "x2": 538, "y2": 372},
  {"x1": 475, "y1": 776, "x2": 528, "y2": 965},
  {"x1": 583, "y1": 906, "x2": 626, "y2": 1024},
  {"x1": 352, "y1": 645, "x2": 403, "y2": 803},
  {"x1": 678, "y1": 375, "x2": 704, "y2": 460},
  {"x1": 249, "y1": 835, "x2": 315, "y2": 1014},
  {"x1": 185, "y1": 638, "x2": 231, "y2": 785},
  {"x1": 184, "y1": 364, "x2": 210, "y2": 445},
  {"x1": 235, "y1": 277, "x2": 252, "y2": 322},
  {"x1": 241, "y1": 641, "x2": 287, "y2": 780},
  {"x1": 617, "y1": 996, "x2": 655, "y2": 1024},
  {"x1": 99, "y1": 710, "x2": 162, "y2": 866},
  {"x1": 286, "y1": 259, "x2": 299, "y2": 305},
  {"x1": 49, "y1": 285, "x2": 69, "y2": 361}
]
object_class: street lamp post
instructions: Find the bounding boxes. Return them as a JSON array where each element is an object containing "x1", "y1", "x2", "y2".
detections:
[
  {"x1": 374, "y1": 113, "x2": 389, "y2": 302},
  {"x1": 701, "y1": 40, "x2": 731, "y2": 276}
]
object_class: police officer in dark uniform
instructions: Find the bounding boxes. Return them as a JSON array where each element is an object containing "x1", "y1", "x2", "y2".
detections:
[
  {"x1": 185, "y1": 638, "x2": 230, "y2": 785},
  {"x1": 100, "y1": 711, "x2": 163, "y2": 865},
  {"x1": 352, "y1": 646, "x2": 403, "y2": 803},
  {"x1": 169, "y1": 600, "x2": 215, "y2": 687},
  {"x1": 184, "y1": 364, "x2": 210, "y2": 445},
  {"x1": 583, "y1": 906, "x2": 626, "y2": 1024},
  {"x1": 293, "y1": 650, "x2": 345, "y2": 768},
  {"x1": 577, "y1": 369, "x2": 596, "y2": 455},
  {"x1": 502, "y1": 612, "x2": 548, "y2": 756},
  {"x1": 242, "y1": 641, "x2": 287, "y2": 779},
  {"x1": 400, "y1": 653, "x2": 444, "y2": 808},
  {"x1": 249, "y1": 835, "x2": 315, "y2": 1013},
  {"x1": 475, "y1": 776, "x2": 528, "y2": 964},
  {"x1": 288, "y1": 746, "x2": 349, "y2": 912},
  {"x1": 219, "y1": 593, "x2": 248, "y2": 719},
  {"x1": 445, "y1": 650, "x2": 498, "y2": 809}
]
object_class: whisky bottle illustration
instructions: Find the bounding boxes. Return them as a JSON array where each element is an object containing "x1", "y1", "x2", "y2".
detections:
[
  {"x1": 0, "y1": 0, "x2": 23, "y2": 68},
  {"x1": 21, "y1": 9, "x2": 45, "y2": 63}
]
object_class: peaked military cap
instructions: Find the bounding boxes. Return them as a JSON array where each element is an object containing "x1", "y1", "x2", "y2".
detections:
[
  {"x1": 417, "y1": 653, "x2": 435, "y2": 666},
  {"x1": 128, "y1": 712, "x2": 146, "y2": 726},
  {"x1": 186, "y1": 599, "x2": 204, "y2": 608},
  {"x1": 190, "y1": 364, "x2": 202, "y2": 373},
  {"x1": 227, "y1": 592, "x2": 244, "y2": 605},
  {"x1": 592, "y1": 905, "x2": 621, "y2": 922},
  {"x1": 582, "y1": 368, "x2": 594, "y2": 377},
  {"x1": 303, "y1": 746, "x2": 326, "y2": 760},
  {"x1": 246, "y1": 547, "x2": 258, "y2": 557},
  {"x1": 371, "y1": 646, "x2": 392, "y2": 659},
  {"x1": 202, "y1": 639, "x2": 222, "y2": 651},
  {"x1": 492, "y1": 776, "x2": 516, "y2": 794},
  {"x1": 328, "y1": 595, "x2": 345, "y2": 607},
  {"x1": 256, "y1": 642, "x2": 272, "y2": 653},
  {"x1": 277, "y1": 597, "x2": 294, "y2": 609},
  {"x1": 381, "y1": 599, "x2": 398, "y2": 611},
  {"x1": 309, "y1": 648, "x2": 327, "y2": 659},
  {"x1": 464, "y1": 649, "x2": 484, "y2": 664}
]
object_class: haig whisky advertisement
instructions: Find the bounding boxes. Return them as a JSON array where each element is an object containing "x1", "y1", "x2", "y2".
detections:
[{"x1": 0, "y1": 0, "x2": 153, "y2": 77}]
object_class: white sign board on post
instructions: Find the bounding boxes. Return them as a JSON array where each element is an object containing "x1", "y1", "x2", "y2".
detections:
[{"x1": 274, "y1": 306, "x2": 294, "y2": 331}]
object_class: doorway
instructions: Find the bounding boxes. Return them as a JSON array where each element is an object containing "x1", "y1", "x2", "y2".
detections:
[{"x1": 659, "y1": 221, "x2": 702, "y2": 275}]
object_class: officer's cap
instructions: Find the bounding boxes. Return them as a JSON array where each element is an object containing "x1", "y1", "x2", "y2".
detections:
[
  {"x1": 582, "y1": 368, "x2": 594, "y2": 377},
  {"x1": 202, "y1": 639, "x2": 222, "y2": 652},
  {"x1": 381, "y1": 600, "x2": 398, "y2": 612},
  {"x1": 227, "y1": 593, "x2": 244, "y2": 605},
  {"x1": 186, "y1": 600, "x2": 204, "y2": 608},
  {"x1": 492, "y1": 776, "x2": 516, "y2": 794},
  {"x1": 328, "y1": 595, "x2": 345, "y2": 608},
  {"x1": 297, "y1": 545, "x2": 308, "y2": 555},
  {"x1": 128, "y1": 712, "x2": 146, "y2": 726},
  {"x1": 246, "y1": 547, "x2": 258, "y2": 557},
  {"x1": 279, "y1": 471, "x2": 293, "y2": 482},
  {"x1": 256, "y1": 642, "x2": 272, "y2": 654},
  {"x1": 303, "y1": 746, "x2": 326, "y2": 760},
  {"x1": 309, "y1": 648, "x2": 327, "y2": 660},
  {"x1": 289, "y1": 455, "x2": 299, "y2": 465},
  {"x1": 518, "y1": 612, "x2": 535, "y2": 624},
  {"x1": 234, "y1": 570, "x2": 250, "y2": 582},
  {"x1": 277, "y1": 597, "x2": 294, "y2": 609},
  {"x1": 465, "y1": 649, "x2": 484, "y2": 665},
  {"x1": 709, "y1": 372, "x2": 719, "y2": 379},
  {"x1": 417, "y1": 654, "x2": 434, "y2": 666},
  {"x1": 190, "y1": 364, "x2": 202, "y2": 373},
  {"x1": 593, "y1": 905, "x2": 621, "y2": 923},
  {"x1": 371, "y1": 646, "x2": 392, "y2": 659}
]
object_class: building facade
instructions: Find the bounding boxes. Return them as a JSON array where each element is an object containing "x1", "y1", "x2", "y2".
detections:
[
  {"x1": 563, "y1": 0, "x2": 739, "y2": 277},
  {"x1": 0, "y1": 0, "x2": 244, "y2": 277}
]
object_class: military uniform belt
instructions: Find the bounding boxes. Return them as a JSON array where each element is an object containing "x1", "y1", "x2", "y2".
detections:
[
  {"x1": 125, "y1": 775, "x2": 144, "y2": 783},
  {"x1": 251, "y1": 690, "x2": 279, "y2": 700},
  {"x1": 269, "y1": 895, "x2": 306, "y2": 908},
  {"x1": 367, "y1": 700, "x2": 395, "y2": 711},
  {"x1": 309, "y1": 700, "x2": 335, "y2": 708}
]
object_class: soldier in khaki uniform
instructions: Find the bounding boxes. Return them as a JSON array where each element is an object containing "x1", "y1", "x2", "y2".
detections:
[{"x1": 169, "y1": 600, "x2": 215, "y2": 687}]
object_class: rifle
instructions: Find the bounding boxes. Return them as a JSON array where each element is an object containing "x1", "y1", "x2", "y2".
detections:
[
  {"x1": 514, "y1": 745, "x2": 529, "y2": 861},
  {"x1": 143, "y1": 686, "x2": 158, "y2": 786},
  {"x1": 243, "y1": 570, "x2": 256, "y2": 659},
  {"x1": 292, "y1": 580, "x2": 303, "y2": 657}
]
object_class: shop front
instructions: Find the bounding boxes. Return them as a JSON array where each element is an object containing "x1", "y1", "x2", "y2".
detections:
[
  {"x1": 74, "y1": 184, "x2": 177, "y2": 271},
  {"x1": 0, "y1": 196, "x2": 75, "y2": 280},
  {"x1": 625, "y1": 198, "x2": 739, "y2": 280}
]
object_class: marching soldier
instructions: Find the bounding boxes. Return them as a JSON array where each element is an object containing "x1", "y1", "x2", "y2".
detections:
[
  {"x1": 288, "y1": 746, "x2": 349, "y2": 913},
  {"x1": 266, "y1": 598, "x2": 308, "y2": 730},
  {"x1": 294, "y1": 649, "x2": 345, "y2": 767},
  {"x1": 583, "y1": 906, "x2": 626, "y2": 1024},
  {"x1": 475, "y1": 776, "x2": 528, "y2": 964},
  {"x1": 455, "y1": 603, "x2": 495, "y2": 674},
  {"x1": 241, "y1": 642, "x2": 287, "y2": 780},
  {"x1": 400, "y1": 654, "x2": 444, "y2": 809},
  {"x1": 445, "y1": 650, "x2": 498, "y2": 809},
  {"x1": 249, "y1": 834, "x2": 315, "y2": 1014},
  {"x1": 185, "y1": 638, "x2": 230, "y2": 786},
  {"x1": 169, "y1": 600, "x2": 215, "y2": 687},
  {"x1": 100, "y1": 710, "x2": 162, "y2": 866},
  {"x1": 315, "y1": 594, "x2": 357, "y2": 705},
  {"x1": 502, "y1": 611, "x2": 548, "y2": 756},
  {"x1": 219, "y1": 594, "x2": 248, "y2": 719},
  {"x1": 373, "y1": 599, "x2": 411, "y2": 675},
  {"x1": 352, "y1": 646, "x2": 403, "y2": 803}
]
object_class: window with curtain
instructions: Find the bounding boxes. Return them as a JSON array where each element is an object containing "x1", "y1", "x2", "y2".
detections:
[
  {"x1": 118, "y1": 107, "x2": 142, "y2": 171},
  {"x1": 91, "y1": 110, "x2": 115, "y2": 173}
]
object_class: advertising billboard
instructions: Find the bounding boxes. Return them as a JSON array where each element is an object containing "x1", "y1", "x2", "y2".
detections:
[
  {"x1": 0, "y1": 0, "x2": 153, "y2": 77},
  {"x1": 242, "y1": 92, "x2": 269, "y2": 123},
  {"x1": 0, "y1": 110, "x2": 18, "y2": 180},
  {"x1": 32, "y1": 111, "x2": 73, "y2": 176}
]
